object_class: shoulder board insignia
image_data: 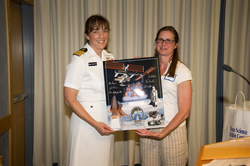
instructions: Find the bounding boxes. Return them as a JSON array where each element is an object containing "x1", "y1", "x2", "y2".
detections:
[
  {"x1": 73, "y1": 48, "x2": 88, "y2": 56},
  {"x1": 105, "y1": 49, "x2": 111, "y2": 53}
]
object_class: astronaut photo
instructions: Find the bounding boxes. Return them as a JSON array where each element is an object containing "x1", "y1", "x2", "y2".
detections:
[
  {"x1": 148, "y1": 86, "x2": 158, "y2": 107},
  {"x1": 144, "y1": 111, "x2": 164, "y2": 127}
]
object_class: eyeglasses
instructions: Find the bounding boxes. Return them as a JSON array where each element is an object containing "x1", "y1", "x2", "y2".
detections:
[{"x1": 156, "y1": 38, "x2": 175, "y2": 44}]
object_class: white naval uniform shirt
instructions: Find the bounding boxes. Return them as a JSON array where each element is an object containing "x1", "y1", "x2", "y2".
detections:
[
  {"x1": 161, "y1": 61, "x2": 192, "y2": 127},
  {"x1": 64, "y1": 43, "x2": 114, "y2": 166},
  {"x1": 64, "y1": 43, "x2": 113, "y2": 103}
]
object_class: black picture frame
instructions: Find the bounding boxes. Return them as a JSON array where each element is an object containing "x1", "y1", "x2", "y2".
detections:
[{"x1": 103, "y1": 57, "x2": 165, "y2": 130}]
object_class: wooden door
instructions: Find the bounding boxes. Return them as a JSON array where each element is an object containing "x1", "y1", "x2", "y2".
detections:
[
  {"x1": 9, "y1": 1, "x2": 25, "y2": 165},
  {"x1": 0, "y1": 0, "x2": 33, "y2": 165}
]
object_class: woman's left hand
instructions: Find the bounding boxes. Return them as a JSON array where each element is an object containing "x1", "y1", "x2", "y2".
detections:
[{"x1": 135, "y1": 129, "x2": 163, "y2": 140}]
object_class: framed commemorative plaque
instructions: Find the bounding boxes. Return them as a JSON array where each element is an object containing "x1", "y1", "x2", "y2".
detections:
[{"x1": 103, "y1": 57, "x2": 165, "y2": 131}]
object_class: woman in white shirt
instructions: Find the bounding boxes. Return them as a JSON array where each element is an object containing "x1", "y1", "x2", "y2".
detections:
[{"x1": 136, "y1": 26, "x2": 192, "y2": 166}]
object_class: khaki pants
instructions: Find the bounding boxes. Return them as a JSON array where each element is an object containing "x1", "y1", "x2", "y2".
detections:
[{"x1": 139, "y1": 125, "x2": 188, "y2": 166}]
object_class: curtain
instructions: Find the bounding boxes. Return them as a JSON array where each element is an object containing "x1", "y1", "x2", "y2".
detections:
[
  {"x1": 33, "y1": 0, "x2": 236, "y2": 166},
  {"x1": 223, "y1": 0, "x2": 250, "y2": 107}
]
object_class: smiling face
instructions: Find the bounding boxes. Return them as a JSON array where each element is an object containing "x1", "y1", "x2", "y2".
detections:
[
  {"x1": 85, "y1": 25, "x2": 109, "y2": 56},
  {"x1": 156, "y1": 30, "x2": 178, "y2": 57}
]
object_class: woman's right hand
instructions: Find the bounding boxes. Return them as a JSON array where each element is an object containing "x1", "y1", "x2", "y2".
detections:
[{"x1": 64, "y1": 87, "x2": 115, "y2": 136}]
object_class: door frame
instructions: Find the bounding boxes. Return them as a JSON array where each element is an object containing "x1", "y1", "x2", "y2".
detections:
[{"x1": 21, "y1": 4, "x2": 34, "y2": 166}]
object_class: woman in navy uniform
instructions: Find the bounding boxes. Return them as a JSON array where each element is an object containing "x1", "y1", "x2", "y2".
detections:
[{"x1": 64, "y1": 15, "x2": 115, "y2": 166}]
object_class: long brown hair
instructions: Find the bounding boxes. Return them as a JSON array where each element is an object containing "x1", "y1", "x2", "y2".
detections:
[{"x1": 154, "y1": 26, "x2": 179, "y2": 77}]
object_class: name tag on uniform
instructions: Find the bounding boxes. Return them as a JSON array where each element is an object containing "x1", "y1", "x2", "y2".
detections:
[
  {"x1": 88, "y1": 62, "x2": 97, "y2": 66},
  {"x1": 164, "y1": 74, "x2": 177, "y2": 82}
]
